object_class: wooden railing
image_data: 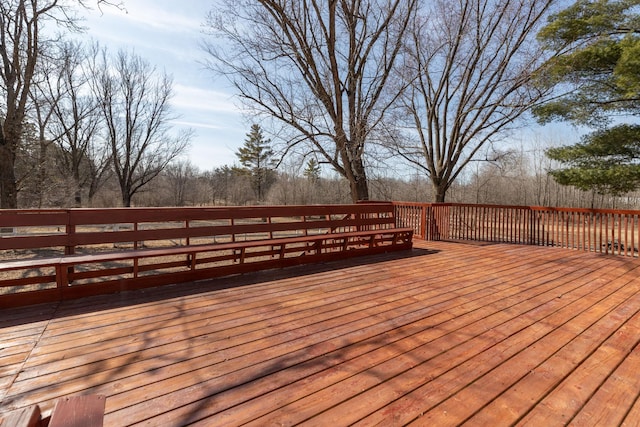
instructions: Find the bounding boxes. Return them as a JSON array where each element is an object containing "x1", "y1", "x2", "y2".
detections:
[
  {"x1": 0, "y1": 204, "x2": 399, "y2": 256},
  {"x1": 394, "y1": 202, "x2": 640, "y2": 258},
  {"x1": 0, "y1": 203, "x2": 412, "y2": 307}
]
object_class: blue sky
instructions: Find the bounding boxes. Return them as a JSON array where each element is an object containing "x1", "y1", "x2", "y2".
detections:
[
  {"x1": 81, "y1": 1, "x2": 246, "y2": 171},
  {"x1": 78, "y1": 1, "x2": 581, "y2": 179}
]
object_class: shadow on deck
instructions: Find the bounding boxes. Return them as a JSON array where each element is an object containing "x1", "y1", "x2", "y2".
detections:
[
  {"x1": 0, "y1": 247, "x2": 438, "y2": 330},
  {"x1": 2, "y1": 240, "x2": 640, "y2": 426}
]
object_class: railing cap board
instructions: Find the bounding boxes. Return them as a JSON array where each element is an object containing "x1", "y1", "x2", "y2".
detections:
[
  {"x1": 0, "y1": 204, "x2": 396, "y2": 251},
  {"x1": 48, "y1": 395, "x2": 105, "y2": 427},
  {"x1": 392, "y1": 201, "x2": 640, "y2": 216},
  {"x1": 0, "y1": 203, "x2": 394, "y2": 229},
  {"x1": 4, "y1": 206, "x2": 395, "y2": 233},
  {"x1": 66, "y1": 203, "x2": 394, "y2": 225}
]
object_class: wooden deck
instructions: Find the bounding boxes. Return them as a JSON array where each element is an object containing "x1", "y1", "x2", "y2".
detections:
[{"x1": 2, "y1": 240, "x2": 640, "y2": 426}]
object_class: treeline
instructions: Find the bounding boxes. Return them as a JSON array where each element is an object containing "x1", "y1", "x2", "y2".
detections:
[
  {"x1": 8, "y1": 44, "x2": 192, "y2": 209},
  {"x1": 1, "y1": 1, "x2": 191, "y2": 209},
  {"x1": 22, "y1": 147, "x2": 638, "y2": 210},
  {"x1": 5, "y1": 1, "x2": 640, "y2": 210}
]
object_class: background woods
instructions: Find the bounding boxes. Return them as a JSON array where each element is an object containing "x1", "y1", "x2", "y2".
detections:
[{"x1": 3, "y1": 0, "x2": 640, "y2": 210}]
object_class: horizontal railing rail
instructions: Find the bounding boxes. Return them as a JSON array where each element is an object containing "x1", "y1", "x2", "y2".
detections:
[
  {"x1": 0, "y1": 204, "x2": 398, "y2": 254},
  {"x1": 0, "y1": 203, "x2": 412, "y2": 307},
  {"x1": 393, "y1": 202, "x2": 640, "y2": 258}
]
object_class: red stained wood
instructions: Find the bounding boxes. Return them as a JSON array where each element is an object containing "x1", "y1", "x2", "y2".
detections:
[
  {"x1": 2, "y1": 241, "x2": 640, "y2": 426},
  {"x1": 48, "y1": 395, "x2": 105, "y2": 427},
  {"x1": 0, "y1": 405, "x2": 41, "y2": 427},
  {"x1": 1, "y1": 203, "x2": 411, "y2": 308},
  {"x1": 394, "y1": 202, "x2": 640, "y2": 259}
]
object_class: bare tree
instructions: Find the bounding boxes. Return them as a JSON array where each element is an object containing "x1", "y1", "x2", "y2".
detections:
[
  {"x1": 391, "y1": 0, "x2": 557, "y2": 202},
  {"x1": 93, "y1": 49, "x2": 192, "y2": 207},
  {"x1": 203, "y1": 0, "x2": 417, "y2": 203},
  {"x1": 0, "y1": 0, "x2": 119, "y2": 209},
  {"x1": 0, "y1": 0, "x2": 55, "y2": 208},
  {"x1": 164, "y1": 160, "x2": 197, "y2": 206},
  {"x1": 29, "y1": 63, "x2": 59, "y2": 208},
  {"x1": 32, "y1": 41, "x2": 110, "y2": 207}
]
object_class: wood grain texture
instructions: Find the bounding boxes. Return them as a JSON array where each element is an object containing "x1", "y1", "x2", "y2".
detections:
[
  {"x1": 1, "y1": 203, "x2": 411, "y2": 308},
  {"x1": 1, "y1": 240, "x2": 640, "y2": 426},
  {"x1": 48, "y1": 395, "x2": 105, "y2": 427}
]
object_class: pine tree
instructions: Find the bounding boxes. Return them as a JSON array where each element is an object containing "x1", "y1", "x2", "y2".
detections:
[
  {"x1": 536, "y1": 1, "x2": 640, "y2": 203},
  {"x1": 236, "y1": 124, "x2": 276, "y2": 202},
  {"x1": 303, "y1": 158, "x2": 321, "y2": 183},
  {"x1": 546, "y1": 124, "x2": 640, "y2": 200},
  {"x1": 535, "y1": 0, "x2": 640, "y2": 125}
]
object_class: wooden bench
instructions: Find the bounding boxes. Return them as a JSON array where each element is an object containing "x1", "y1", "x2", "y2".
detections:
[
  {"x1": 0, "y1": 395, "x2": 105, "y2": 427},
  {"x1": 0, "y1": 203, "x2": 413, "y2": 307}
]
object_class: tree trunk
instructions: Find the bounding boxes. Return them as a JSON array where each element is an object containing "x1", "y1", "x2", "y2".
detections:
[
  {"x1": 36, "y1": 137, "x2": 49, "y2": 208},
  {"x1": 432, "y1": 179, "x2": 448, "y2": 203},
  {"x1": 338, "y1": 133, "x2": 370, "y2": 203},
  {"x1": 0, "y1": 143, "x2": 18, "y2": 209},
  {"x1": 348, "y1": 175, "x2": 369, "y2": 203},
  {"x1": 349, "y1": 158, "x2": 369, "y2": 203},
  {"x1": 120, "y1": 180, "x2": 132, "y2": 207},
  {"x1": 74, "y1": 170, "x2": 82, "y2": 208},
  {"x1": 122, "y1": 191, "x2": 132, "y2": 207}
]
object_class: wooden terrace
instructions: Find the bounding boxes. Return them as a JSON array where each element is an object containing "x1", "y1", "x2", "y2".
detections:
[{"x1": 3, "y1": 239, "x2": 640, "y2": 426}]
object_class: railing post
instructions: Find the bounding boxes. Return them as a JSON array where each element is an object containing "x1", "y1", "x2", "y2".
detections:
[
  {"x1": 431, "y1": 205, "x2": 440, "y2": 240},
  {"x1": 65, "y1": 209, "x2": 75, "y2": 256},
  {"x1": 443, "y1": 205, "x2": 450, "y2": 240},
  {"x1": 55, "y1": 264, "x2": 67, "y2": 298},
  {"x1": 430, "y1": 204, "x2": 451, "y2": 241},
  {"x1": 529, "y1": 209, "x2": 535, "y2": 246},
  {"x1": 64, "y1": 210, "x2": 76, "y2": 286}
]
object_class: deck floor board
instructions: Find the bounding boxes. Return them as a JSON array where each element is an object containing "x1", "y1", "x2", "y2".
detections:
[{"x1": 2, "y1": 241, "x2": 640, "y2": 426}]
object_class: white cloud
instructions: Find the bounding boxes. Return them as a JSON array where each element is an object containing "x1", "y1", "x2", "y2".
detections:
[
  {"x1": 172, "y1": 84, "x2": 239, "y2": 114},
  {"x1": 78, "y1": 1, "x2": 246, "y2": 170},
  {"x1": 171, "y1": 120, "x2": 223, "y2": 131},
  {"x1": 91, "y1": 1, "x2": 204, "y2": 34}
]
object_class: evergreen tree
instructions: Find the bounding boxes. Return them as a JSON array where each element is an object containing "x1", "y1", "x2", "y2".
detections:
[
  {"x1": 235, "y1": 124, "x2": 277, "y2": 202},
  {"x1": 303, "y1": 159, "x2": 321, "y2": 183},
  {"x1": 536, "y1": 1, "x2": 640, "y2": 201},
  {"x1": 547, "y1": 124, "x2": 640, "y2": 198},
  {"x1": 535, "y1": 0, "x2": 640, "y2": 125}
]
